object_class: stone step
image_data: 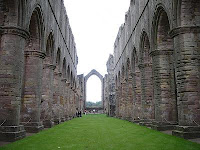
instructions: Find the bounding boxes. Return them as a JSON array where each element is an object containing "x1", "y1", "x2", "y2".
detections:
[{"x1": 172, "y1": 130, "x2": 200, "y2": 139}]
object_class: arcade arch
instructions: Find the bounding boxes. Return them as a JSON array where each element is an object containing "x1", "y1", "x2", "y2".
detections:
[{"x1": 85, "y1": 69, "x2": 104, "y2": 107}]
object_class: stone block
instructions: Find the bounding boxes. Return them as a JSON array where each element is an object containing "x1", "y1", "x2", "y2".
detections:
[
  {"x1": 21, "y1": 122, "x2": 44, "y2": 133},
  {"x1": 0, "y1": 125, "x2": 26, "y2": 142},
  {"x1": 172, "y1": 126, "x2": 200, "y2": 139}
]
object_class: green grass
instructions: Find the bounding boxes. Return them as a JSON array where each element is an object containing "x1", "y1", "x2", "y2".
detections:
[{"x1": 0, "y1": 114, "x2": 200, "y2": 150}]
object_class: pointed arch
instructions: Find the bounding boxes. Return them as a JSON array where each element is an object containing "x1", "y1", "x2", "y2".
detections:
[
  {"x1": 21, "y1": 6, "x2": 45, "y2": 131},
  {"x1": 139, "y1": 30, "x2": 154, "y2": 120},
  {"x1": 152, "y1": 6, "x2": 178, "y2": 123},
  {"x1": 45, "y1": 32, "x2": 55, "y2": 64},
  {"x1": 84, "y1": 69, "x2": 104, "y2": 108}
]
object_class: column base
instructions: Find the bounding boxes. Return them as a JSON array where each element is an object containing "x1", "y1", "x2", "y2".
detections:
[
  {"x1": 43, "y1": 120, "x2": 54, "y2": 128},
  {"x1": 54, "y1": 118, "x2": 61, "y2": 125},
  {"x1": 172, "y1": 126, "x2": 200, "y2": 139},
  {"x1": 21, "y1": 122, "x2": 44, "y2": 133},
  {"x1": 65, "y1": 116, "x2": 70, "y2": 121},
  {"x1": 0, "y1": 125, "x2": 26, "y2": 142},
  {"x1": 124, "y1": 117, "x2": 132, "y2": 122},
  {"x1": 61, "y1": 117, "x2": 66, "y2": 122},
  {"x1": 151, "y1": 121, "x2": 177, "y2": 131},
  {"x1": 139, "y1": 120, "x2": 154, "y2": 127}
]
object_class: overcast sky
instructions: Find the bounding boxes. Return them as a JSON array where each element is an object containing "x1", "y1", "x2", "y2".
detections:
[{"x1": 64, "y1": 0, "x2": 130, "y2": 102}]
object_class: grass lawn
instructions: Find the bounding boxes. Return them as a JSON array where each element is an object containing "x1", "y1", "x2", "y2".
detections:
[{"x1": 0, "y1": 114, "x2": 200, "y2": 150}]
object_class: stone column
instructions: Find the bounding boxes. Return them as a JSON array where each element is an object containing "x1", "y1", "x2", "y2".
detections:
[
  {"x1": 138, "y1": 63, "x2": 154, "y2": 126},
  {"x1": 127, "y1": 73, "x2": 134, "y2": 121},
  {"x1": 151, "y1": 50, "x2": 178, "y2": 131},
  {"x1": 72, "y1": 88, "x2": 76, "y2": 117},
  {"x1": 115, "y1": 88, "x2": 119, "y2": 117},
  {"x1": 134, "y1": 68, "x2": 142, "y2": 121},
  {"x1": 121, "y1": 79, "x2": 127, "y2": 119},
  {"x1": 68, "y1": 87, "x2": 71, "y2": 119},
  {"x1": 170, "y1": 26, "x2": 200, "y2": 138},
  {"x1": 41, "y1": 64, "x2": 55, "y2": 128},
  {"x1": 65, "y1": 81, "x2": 70, "y2": 120},
  {"x1": 20, "y1": 49, "x2": 45, "y2": 133},
  {"x1": 0, "y1": 26, "x2": 28, "y2": 141},
  {"x1": 60, "y1": 78, "x2": 67, "y2": 122},
  {"x1": 118, "y1": 84, "x2": 122, "y2": 118},
  {"x1": 131, "y1": 72, "x2": 136, "y2": 121},
  {"x1": 66, "y1": 82, "x2": 71, "y2": 120},
  {"x1": 53, "y1": 72, "x2": 62, "y2": 125}
]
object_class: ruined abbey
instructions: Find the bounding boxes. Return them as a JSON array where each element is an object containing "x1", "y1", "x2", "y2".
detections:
[{"x1": 0, "y1": 0, "x2": 200, "y2": 142}]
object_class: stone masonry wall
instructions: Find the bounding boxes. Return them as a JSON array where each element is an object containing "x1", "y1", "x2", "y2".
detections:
[
  {"x1": 0, "y1": 0, "x2": 81, "y2": 141},
  {"x1": 108, "y1": 0, "x2": 200, "y2": 139}
]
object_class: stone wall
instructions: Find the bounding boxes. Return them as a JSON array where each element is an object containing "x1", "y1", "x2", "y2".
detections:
[
  {"x1": 0, "y1": 0, "x2": 81, "y2": 141},
  {"x1": 104, "y1": 55, "x2": 116, "y2": 117},
  {"x1": 108, "y1": 0, "x2": 200, "y2": 139}
]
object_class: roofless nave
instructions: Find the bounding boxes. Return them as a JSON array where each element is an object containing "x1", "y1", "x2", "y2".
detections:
[{"x1": 0, "y1": 0, "x2": 200, "y2": 142}]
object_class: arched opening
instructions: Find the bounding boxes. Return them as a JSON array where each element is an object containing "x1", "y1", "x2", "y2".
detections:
[
  {"x1": 174, "y1": 0, "x2": 200, "y2": 126},
  {"x1": 139, "y1": 32, "x2": 154, "y2": 120},
  {"x1": 85, "y1": 70, "x2": 104, "y2": 114},
  {"x1": 21, "y1": 8, "x2": 44, "y2": 132},
  {"x1": 153, "y1": 8, "x2": 177, "y2": 123},
  {"x1": 40, "y1": 33, "x2": 55, "y2": 128},
  {"x1": 86, "y1": 75, "x2": 102, "y2": 107}
]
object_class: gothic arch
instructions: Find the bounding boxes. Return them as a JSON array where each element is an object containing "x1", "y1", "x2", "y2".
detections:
[
  {"x1": 21, "y1": 7, "x2": 45, "y2": 131},
  {"x1": 152, "y1": 7, "x2": 178, "y2": 123},
  {"x1": 139, "y1": 30, "x2": 154, "y2": 120},
  {"x1": 84, "y1": 69, "x2": 104, "y2": 108},
  {"x1": 85, "y1": 69, "x2": 103, "y2": 83}
]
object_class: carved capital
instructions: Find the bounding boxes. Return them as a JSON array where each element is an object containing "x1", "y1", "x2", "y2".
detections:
[
  {"x1": 150, "y1": 49, "x2": 173, "y2": 57},
  {"x1": 25, "y1": 51, "x2": 46, "y2": 59},
  {"x1": 0, "y1": 26, "x2": 30, "y2": 39},
  {"x1": 170, "y1": 26, "x2": 200, "y2": 38}
]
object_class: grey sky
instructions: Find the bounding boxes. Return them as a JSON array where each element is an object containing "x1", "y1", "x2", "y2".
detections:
[{"x1": 64, "y1": 0, "x2": 130, "y2": 102}]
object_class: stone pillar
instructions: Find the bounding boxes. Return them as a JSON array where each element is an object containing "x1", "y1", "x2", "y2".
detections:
[
  {"x1": 0, "y1": 26, "x2": 28, "y2": 141},
  {"x1": 138, "y1": 63, "x2": 154, "y2": 126},
  {"x1": 115, "y1": 88, "x2": 119, "y2": 117},
  {"x1": 65, "y1": 82, "x2": 71, "y2": 120},
  {"x1": 66, "y1": 86, "x2": 70, "y2": 119},
  {"x1": 41, "y1": 64, "x2": 55, "y2": 128},
  {"x1": 60, "y1": 78, "x2": 67, "y2": 122},
  {"x1": 21, "y1": 49, "x2": 45, "y2": 133},
  {"x1": 130, "y1": 73, "x2": 137, "y2": 122},
  {"x1": 72, "y1": 89, "x2": 76, "y2": 117},
  {"x1": 117, "y1": 84, "x2": 121, "y2": 118},
  {"x1": 170, "y1": 26, "x2": 200, "y2": 138},
  {"x1": 134, "y1": 68, "x2": 142, "y2": 121},
  {"x1": 127, "y1": 74, "x2": 134, "y2": 121},
  {"x1": 53, "y1": 72, "x2": 62, "y2": 125},
  {"x1": 121, "y1": 80, "x2": 127, "y2": 119},
  {"x1": 151, "y1": 50, "x2": 178, "y2": 131}
]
